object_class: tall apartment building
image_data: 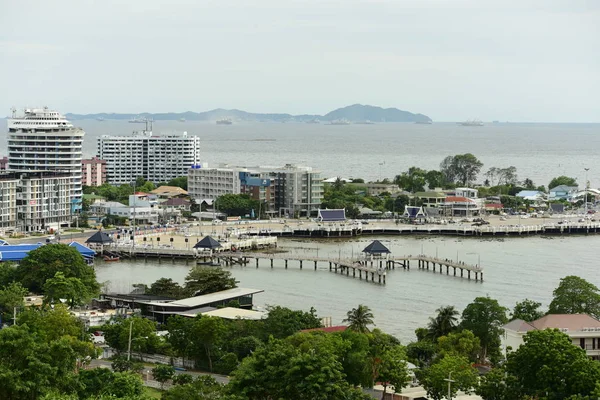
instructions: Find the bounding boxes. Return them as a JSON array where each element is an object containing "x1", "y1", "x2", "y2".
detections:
[
  {"x1": 7, "y1": 107, "x2": 84, "y2": 212},
  {"x1": 97, "y1": 129, "x2": 200, "y2": 185},
  {"x1": 82, "y1": 157, "x2": 107, "y2": 186},
  {"x1": 188, "y1": 163, "x2": 323, "y2": 217},
  {"x1": 0, "y1": 172, "x2": 71, "y2": 234}
]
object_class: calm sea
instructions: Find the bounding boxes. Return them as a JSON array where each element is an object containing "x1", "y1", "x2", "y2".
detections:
[
  {"x1": 1, "y1": 119, "x2": 596, "y2": 188},
  {"x1": 95, "y1": 234, "x2": 600, "y2": 343},
  {"x1": 2, "y1": 119, "x2": 600, "y2": 341}
]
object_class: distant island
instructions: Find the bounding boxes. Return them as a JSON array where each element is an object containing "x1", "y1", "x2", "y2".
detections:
[{"x1": 65, "y1": 104, "x2": 432, "y2": 123}]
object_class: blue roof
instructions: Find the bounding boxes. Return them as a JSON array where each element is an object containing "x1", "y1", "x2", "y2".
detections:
[
  {"x1": 404, "y1": 206, "x2": 425, "y2": 218},
  {"x1": 69, "y1": 242, "x2": 96, "y2": 258},
  {"x1": 0, "y1": 242, "x2": 96, "y2": 262},
  {"x1": 318, "y1": 209, "x2": 346, "y2": 222}
]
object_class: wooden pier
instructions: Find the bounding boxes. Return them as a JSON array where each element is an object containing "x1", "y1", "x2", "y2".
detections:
[{"x1": 215, "y1": 252, "x2": 483, "y2": 285}]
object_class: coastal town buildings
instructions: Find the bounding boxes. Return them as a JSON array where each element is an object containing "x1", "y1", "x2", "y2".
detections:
[
  {"x1": 0, "y1": 171, "x2": 71, "y2": 234},
  {"x1": 502, "y1": 314, "x2": 600, "y2": 360},
  {"x1": 82, "y1": 157, "x2": 107, "y2": 187},
  {"x1": 188, "y1": 163, "x2": 323, "y2": 217},
  {"x1": 98, "y1": 129, "x2": 200, "y2": 185},
  {"x1": 7, "y1": 107, "x2": 84, "y2": 213},
  {"x1": 90, "y1": 194, "x2": 159, "y2": 225},
  {"x1": 549, "y1": 185, "x2": 579, "y2": 201}
]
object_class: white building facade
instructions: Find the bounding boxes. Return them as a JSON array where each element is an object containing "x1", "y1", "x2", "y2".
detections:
[
  {"x1": 98, "y1": 130, "x2": 200, "y2": 185},
  {"x1": 7, "y1": 108, "x2": 84, "y2": 212}
]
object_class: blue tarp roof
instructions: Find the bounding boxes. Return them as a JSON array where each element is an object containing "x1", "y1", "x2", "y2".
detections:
[
  {"x1": 318, "y1": 209, "x2": 346, "y2": 222},
  {"x1": 0, "y1": 242, "x2": 96, "y2": 262}
]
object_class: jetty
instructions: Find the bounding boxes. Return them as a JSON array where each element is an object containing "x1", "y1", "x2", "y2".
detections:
[{"x1": 214, "y1": 239, "x2": 483, "y2": 286}]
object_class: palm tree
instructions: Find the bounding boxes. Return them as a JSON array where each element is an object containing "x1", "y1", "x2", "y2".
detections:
[
  {"x1": 427, "y1": 305, "x2": 459, "y2": 340},
  {"x1": 343, "y1": 304, "x2": 375, "y2": 333}
]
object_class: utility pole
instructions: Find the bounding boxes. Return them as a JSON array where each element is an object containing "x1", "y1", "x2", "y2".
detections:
[
  {"x1": 127, "y1": 319, "x2": 133, "y2": 361},
  {"x1": 444, "y1": 371, "x2": 455, "y2": 400}
]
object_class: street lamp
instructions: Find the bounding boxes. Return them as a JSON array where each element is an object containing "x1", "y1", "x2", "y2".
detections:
[
  {"x1": 584, "y1": 168, "x2": 590, "y2": 216},
  {"x1": 444, "y1": 371, "x2": 455, "y2": 400}
]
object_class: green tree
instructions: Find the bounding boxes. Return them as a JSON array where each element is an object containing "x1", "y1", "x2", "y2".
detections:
[
  {"x1": 548, "y1": 276, "x2": 600, "y2": 318},
  {"x1": 152, "y1": 364, "x2": 175, "y2": 390},
  {"x1": 229, "y1": 336, "x2": 371, "y2": 400},
  {"x1": 406, "y1": 339, "x2": 438, "y2": 368},
  {"x1": 16, "y1": 244, "x2": 100, "y2": 296},
  {"x1": 394, "y1": 167, "x2": 427, "y2": 193},
  {"x1": 172, "y1": 373, "x2": 194, "y2": 386},
  {"x1": 190, "y1": 316, "x2": 226, "y2": 372},
  {"x1": 105, "y1": 371, "x2": 145, "y2": 398},
  {"x1": 43, "y1": 271, "x2": 90, "y2": 307},
  {"x1": 214, "y1": 193, "x2": 259, "y2": 217},
  {"x1": 102, "y1": 316, "x2": 159, "y2": 356},
  {"x1": 437, "y1": 329, "x2": 481, "y2": 363},
  {"x1": 506, "y1": 329, "x2": 600, "y2": 399},
  {"x1": 511, "y1": 299, "x2": 544, "y2": 322},
  {"x1": 111, "y1": 356, "x2": 143, "y2": 373},
  {"x1": 369, "y1": 337, "x2": 410, "y2": 399},
  {"x1": 162, "y1": 375, "x2": 227, "y2": 400},
  {"x1": 261, "y1": 306, "x2": 322, "y2": 339},
  {"x1": 184, "y1": 267, "x2": 238, "y2": 296},
  {"x1": 425, "y1": 170, "x2": 447, "y2": 189},
  {"x1": 440, "y1": 153, "x2": 483, "y2": 186},
  {"x1": 522, "y1": 178, "x2": 536, "y2": 190},
  {"x1": 460, "y1": 296, "x2": 508, "y2": 362},
  {"x1": 17, "y1": 304, "x2": 88, "y2": 342},
  {"x1": 475, "y1": 366, "x2": 522, "y2": 400},
  {"x1": 343, "y1": 304, "x2": 375, "y2": 333},
  {"x1": 548, "y1": 176, "x2": 578, "y2": 190},
  {"x1": 0, "y1": 282, "x2": 27, "y2": 323},
  {"x1": 427, "y1": 305, "x2": 460, "y2": 340},
  {"x1": 147, "y1": 278, "x2": 186, "y2": 299},
  {"x1": 420, "y1": 354, "x2": 478, "y2": 400},
  {"x1": 0, "y1": 262, "x2": 17, "y2": 287},
  {"x1": 167, "y1": 176, "x2": 188, "y2": 190}
]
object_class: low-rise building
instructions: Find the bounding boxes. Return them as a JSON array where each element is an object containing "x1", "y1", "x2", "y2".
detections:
[
  {"x1": 82, "y1": 157, "x2": 107, "y2": 187},
  {"x1": 441, "y1": 196, "x2": 480, "y2": 217},
  {"x1": 188, "y1": 163, "x2": 323, "y2": 217},
  {"x1": 362, "y1": 183, "x2": 401, "y2": 196},
  {"x1": 414, "y1": 191, "x2": 446, "y2": 208},
  {"x1": 502, "y1": 314, "x2": 600, "y2": 360},
  {"x1": 90, "y1": 195, "x2": 159, "y2": 225},
  {"x1": 549, "y1": 185, "x2": 578, "y2": 201},
  {"x1": 150, "y1": 186, "x2": 188, "y2": 199}
]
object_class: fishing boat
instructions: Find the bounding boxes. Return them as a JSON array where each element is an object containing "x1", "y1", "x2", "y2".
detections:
[{"x1": 103, "y1": 255, "x2": 120, "y2": 262}]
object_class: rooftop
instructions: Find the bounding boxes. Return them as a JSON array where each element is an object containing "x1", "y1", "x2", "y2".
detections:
[
  {"x1": 151, "y1": 186, "x2": 188, "y2": 197},
  {"x1": 531, "y1": 314, "x2": 600, "y2": 331},
  {"x1": 147, "y1": 287, "x2": 264, "y2": 309}
]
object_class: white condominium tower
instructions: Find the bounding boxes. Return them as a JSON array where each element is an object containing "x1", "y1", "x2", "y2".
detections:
[
  {"x1": 98, "y1": 129, "x2": 200, "y2": 185},
  {"x1": 7, "y1": 107, "x2": 84, "y2": 212}
]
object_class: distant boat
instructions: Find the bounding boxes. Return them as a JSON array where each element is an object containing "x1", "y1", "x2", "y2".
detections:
[
  {"x1": 492, "y1": 120, "x2": 500, "y2": 124},
  {"x1": 354, "y1": 120, "x2": 375, "y2": 125},
  {"x1": 129, "y1": 116, "x2": 147, "y2": 123},
  {"x1": 216, "y1": 118, "x2": 233, "y2": 125},
  {"x1": 328, "y1": 119, "x2": 351, "y2": 125},
  {"x1": 415, "y1": 120, "x2": 432, "y2": 124},
  {"x1": 306, "y1": 119, "x2": 320, "y2": 124},
  {"x1": 458, "y1": 119, "x2": 484, "y2": 126},
  {"x1": 103, "y1": 255, "x2": 120, "y2": 262},
  {"x1": 96, "y1": 117, "x2": 105, "y2": 122},
  {"x1": 179, "y1": 118, "x2": 186, "y2": 122}
]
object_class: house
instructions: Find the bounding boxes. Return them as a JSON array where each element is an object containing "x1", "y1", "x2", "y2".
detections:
[
  {"x1": 515, "y1": 190, "x2": 546, "y2": 203},
  {"x1": 161, "y1": 197, "x2": 191, "y2": 211},
  {"x1": 549, "y1": 185, "x2": 578, "y2": 201},
  {"x1": 150, "y1": 185, "x2": 189, "y2": 199},
  {"x1": 414, "y1": 191, "x2": 446, "y2": 208},
  {"x1": 82, "y1": 193, "x2": 106, "y2": 205},
  {"x1": 361, "y1": 183, "x2": 401, "y2": 196},
  {"x1": 502, "y1": 314, "x2": 600, "y2": 360},
  {"x1": 442, "y1": 196, "x2": 480, "y2": 217}
]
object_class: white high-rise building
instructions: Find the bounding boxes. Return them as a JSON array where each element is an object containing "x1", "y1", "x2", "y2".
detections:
[
  {"x1": 98, "y1": 129, "x2": 200, "y2": 185},
  {"x1": 7, "y1": 107, "x2": 84, "y2": 212}
]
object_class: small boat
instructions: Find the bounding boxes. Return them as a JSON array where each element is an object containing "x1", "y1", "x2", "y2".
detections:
[
  {"x1": 197, "y1": 260, "x2": 221, "y2": 266},
  {"x1": 103, "y1": 255, "x2": 120, "y2": 262}
]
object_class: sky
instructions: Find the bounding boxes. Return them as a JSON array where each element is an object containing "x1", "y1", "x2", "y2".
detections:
[{"x1": 1, "y1": 0, "x2": 599, "y2": 122}]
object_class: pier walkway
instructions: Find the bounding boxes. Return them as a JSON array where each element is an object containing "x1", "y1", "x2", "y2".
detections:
[{"x1": 215, "y1": 252, "x2": 483, "y2": 285}]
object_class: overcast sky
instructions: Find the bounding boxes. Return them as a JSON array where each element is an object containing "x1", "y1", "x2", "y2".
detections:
[{"x1": 1, "y1": 0, "x2": 598, "y2": 121}]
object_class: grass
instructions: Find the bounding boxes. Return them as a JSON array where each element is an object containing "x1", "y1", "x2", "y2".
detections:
[{"x1": 143, "y1": 387, "x2": 163, "y2": 399}]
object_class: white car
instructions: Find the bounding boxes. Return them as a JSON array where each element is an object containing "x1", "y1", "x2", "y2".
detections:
[{"x1": 47, "y1": 235, "x2": 56, "y2": 241}]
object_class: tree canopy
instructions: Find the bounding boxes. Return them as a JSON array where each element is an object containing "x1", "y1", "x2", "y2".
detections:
[
  {"x1": 427, "y1": 305, "x2": 460, "y2": 340},
  {"x1": 506, "y1": 329, "x2": 600, "y2": 398},
  {"x1": 511, "y1": 298, "x2": 544, "y2": 322},
  {"x1": 549, "y1": 176, "x2": 578, "y2": 190},
  {"x1": 548, "y1": 276, "x2": 600, "y2": 319},
  {"x1": 214, "y1": 194, "x2": 260, "y2": 217},
  {"x1": 343, "y1": 304, "x2": 375, "y2": 333},
  {"x1": 419, "y1": 354, "x2": 478, "y2": 400},
  {"x1": 460, "y1": 296, "x2": 508, "y2": 362},
  {"x1": 440, "y1": 153, "x2": 483, "y2": 186},
  {"x1": 184, "y1": 267, "x2": 238, "y2": 296},
  {"x1": 15, "y1": 244, "x2": 100, "y2": 299}
]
